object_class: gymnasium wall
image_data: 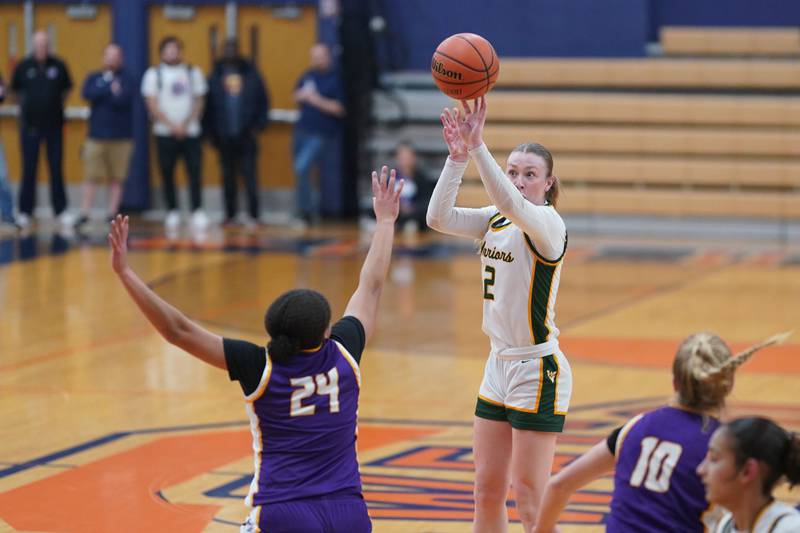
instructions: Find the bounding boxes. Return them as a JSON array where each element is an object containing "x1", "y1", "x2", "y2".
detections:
[
  {"x1": 378, "y1": 0, "x2": 800, "y2": 71},
  {"x1": 0, "y1": 0, "x2": 318, "y2": 211},
  {"x1": 649, "y1": 0, "x2": 800, "y2": 42},
  {"x1": 379, "y1": 0, "x2": 650, "y2": 70}
]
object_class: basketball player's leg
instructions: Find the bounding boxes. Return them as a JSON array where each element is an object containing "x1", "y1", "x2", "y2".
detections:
[
  {"x1": 510, "y1": 429, "x2": 557, "y2": 532},
  {"x1": 474, "y1": 355, "x2": 513, "y2": 532},
  {"x1": 473, "y1": 417, "x2": 512, "y2": 533},
  {"x1": 504, "y1": 354, "x2": 571, "y2": 532}
]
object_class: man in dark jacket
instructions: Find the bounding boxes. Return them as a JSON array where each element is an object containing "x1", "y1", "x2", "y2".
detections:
[
  {"x1": 11, "y1": 30, "x2": 73, "y2": 229},
  {"x1": 204, "y1": 38, "x2": 269, "y2": 226}
]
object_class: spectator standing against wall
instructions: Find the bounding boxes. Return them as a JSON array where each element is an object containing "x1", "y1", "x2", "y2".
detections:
[
  {"x1": 141, "y1": 36, "x2": 209, "y2": 232},
  {"x1": 204, "y1": 38, "x2": 269, "y2": 228},
  {"x1": 0, "y1": 73, "x2": 17, "y2": 231},
  {"x1": 75, "y1": 43, "x2": 135, "y2": 231},
  {"x1": 292, "y1": 43, "x2": 345, "y2": 226},
  {"x1": 11, "y1": 30, "x2": 73, "y2": 230}
]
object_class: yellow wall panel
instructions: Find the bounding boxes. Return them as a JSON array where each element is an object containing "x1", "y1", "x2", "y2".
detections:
[
  {"x1": 239, "y1": 6, "x2": 317, "y2": 188},
  {"x1": 0, "y1": 4, "x2": 25, "y2": 78},
  {"x1": 1, "y1": 4, "x2": 110, "y2": 185},
  {"x1": 35, "y1": 3, "x2": 112, "y2": 109}
]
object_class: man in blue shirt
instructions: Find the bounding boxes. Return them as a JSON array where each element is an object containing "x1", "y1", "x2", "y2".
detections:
[
  {"x1": 292, "y1": 43, "x2": 345, "y2": 225},
  {"x1": 11, "y1": 30, "x2": 72, "y2": 229},
  {"x1": 75, "y1": 43, "x2": 135, "y2": 230}
]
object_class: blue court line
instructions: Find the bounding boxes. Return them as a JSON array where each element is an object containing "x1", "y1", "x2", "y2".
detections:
[
  {"x1": 0, "y1": 420, "x2": 247, "y2": 479},
  {"x1": 0, "y1": 398, "x2": 662, "y2": 480}
]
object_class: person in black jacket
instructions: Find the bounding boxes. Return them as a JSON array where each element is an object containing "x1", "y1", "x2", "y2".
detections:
[
  {"x1": 11, "y1": 30, "x2": 73, "y2": 229},
  {"x1": 205, "y1": 39, "x2": 269, "y2": 226}
]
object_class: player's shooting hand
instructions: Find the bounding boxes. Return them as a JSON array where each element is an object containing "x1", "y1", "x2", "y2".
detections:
[
  {"x1": 108, "y1": 214, "x2": 130, "y2": 274},
  {"x1": 372, "y1": 165, "x2": 404, "y2": 224},
  {"x1": 441, "y1": 107, "x2": 468, "y2": 162},
  {"x1": 457, "y1": 95, "x2": 487, "y2": 151}
]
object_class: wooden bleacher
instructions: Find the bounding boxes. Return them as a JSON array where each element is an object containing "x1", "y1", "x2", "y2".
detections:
[
  {"x1": 480, "y1": 124, "x2": 800, "y2": 157},
  {"x1": 483, "y1": 92, "x2": 800, "y2": 127},
  {"x1": 660, "y1": 26, "x2": 800, "y2": 57},
  {"x1": 497, "y1": 58, "x2": 800, "y2": 90},
  {"x1": 455, "y1": 89, "x2": 800, "y2": 218},
  {"x1": 455, "y1": 184, "x2": 800, "y2": 220},
  {"x1": 372, "y1": 32, "x2": 800, "y2": 221}
]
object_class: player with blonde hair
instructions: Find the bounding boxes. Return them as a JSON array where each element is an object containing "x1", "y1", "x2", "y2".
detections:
[
  {"x1": 532, "y1": 332, "x2": 790, "y2": 533},
  {"x1": 428, "y1": 96, "x2": 568, "y2": 532}
]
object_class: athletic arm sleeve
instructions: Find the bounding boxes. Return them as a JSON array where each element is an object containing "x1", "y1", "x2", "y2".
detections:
[
  {"x1": 468, "y1": 143, "x2": 566, "y2": 260},
  {"x1": 606, "y1": 426, "x2": 623, "y2": 455},
  {"x1": 223, "y1": 338, "x2": 267, "y2": 396},
  {"x1": 426, "y1": 157, "x2": 496, "y2": 239},
  {"x1": 330, "y1": 316, "x2": 366, "y2": 364}
]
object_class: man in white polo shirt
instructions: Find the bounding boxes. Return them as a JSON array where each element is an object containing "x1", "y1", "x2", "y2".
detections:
[{"x1": 141, "y1": 36, "x2": 208, "y2": 231}]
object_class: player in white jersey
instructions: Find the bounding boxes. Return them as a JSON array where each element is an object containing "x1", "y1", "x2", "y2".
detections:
[
  {"x1": 698, "y1": 416, "x2": 800, "y2": 533},
  {"x1": 427, "y1": 96, "x2": 570, "y2": 533}
]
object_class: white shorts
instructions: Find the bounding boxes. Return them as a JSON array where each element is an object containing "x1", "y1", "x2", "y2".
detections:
[{"x1": 476, "y1": 351, "x2": 572, "y2": 432}]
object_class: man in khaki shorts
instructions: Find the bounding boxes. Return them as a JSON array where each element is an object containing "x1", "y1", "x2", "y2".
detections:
[{"x1": 75, "y1": 43, "x2": 134, "y2": 230}]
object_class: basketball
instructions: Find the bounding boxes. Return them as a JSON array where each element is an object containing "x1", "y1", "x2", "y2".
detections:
[{"x1": 431, "y1": 33, "x2": 499, "y2": 100}]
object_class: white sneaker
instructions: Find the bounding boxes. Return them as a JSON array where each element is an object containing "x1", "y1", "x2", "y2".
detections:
[
  {"x1": 58, "y1": 211, "x2": 75, "y2": 229},
  {"x1": 165, "y1": 210, "x2": 181, "y2": 230},
  {"x1": 191, "y1": 209, "x2": 209, "y2": 231},
  {"x1": 16, "y1": 213, "x2": 31, "y2": 229}
]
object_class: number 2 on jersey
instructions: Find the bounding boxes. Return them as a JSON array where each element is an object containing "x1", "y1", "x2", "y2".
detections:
[
  {"x1": 289, "y1": 367, "x2": 340, "y2": 417},
  {"x1": 483, "y1": 265, "x2": 496, "y2": 300},
  {"x1": 630, "y1": 437, "x2": 683, "y2": 492}
]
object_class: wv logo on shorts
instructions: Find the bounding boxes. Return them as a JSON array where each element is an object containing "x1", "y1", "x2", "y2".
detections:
[{"x1": 546, "y1": 370, "x2": 557, "y2": 383}]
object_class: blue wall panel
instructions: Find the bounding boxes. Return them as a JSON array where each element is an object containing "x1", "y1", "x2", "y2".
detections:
[
  {"x1": 650, "y1": 0, "x2": 800, "y2": 41},
  {"x1": 379, "y1": 0, "x2": 649, "y2": 70}
]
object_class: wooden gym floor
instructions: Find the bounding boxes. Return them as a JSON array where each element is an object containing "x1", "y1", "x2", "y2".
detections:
[{"x1": 0, "y1": 220, "x2": 798, "y2": 532}]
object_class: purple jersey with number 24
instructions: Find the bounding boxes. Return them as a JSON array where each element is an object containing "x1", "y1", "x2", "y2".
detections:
[{"x1": 245, "y1": 338, "x2": 362, "y2": 506}]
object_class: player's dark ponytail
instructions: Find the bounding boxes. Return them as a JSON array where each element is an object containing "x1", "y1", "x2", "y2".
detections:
[
  {"x1": 784, "y1": 431, "x2": 800, "y2": 488},
  {"x1": 265, "y1": 289, "x2": 331, "y2": 364},
  {"x1": 725, "y1": 417, "x2": 800, "y2": 496}
]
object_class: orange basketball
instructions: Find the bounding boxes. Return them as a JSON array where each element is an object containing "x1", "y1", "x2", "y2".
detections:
[{"x1": 431, "y1": 33, "x2": 499, "y2": 100}]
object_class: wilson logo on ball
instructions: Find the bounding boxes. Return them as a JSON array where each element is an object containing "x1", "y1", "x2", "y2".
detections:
[{"x1": 431, "y1": 58, "x2": 463, "y2": 81}]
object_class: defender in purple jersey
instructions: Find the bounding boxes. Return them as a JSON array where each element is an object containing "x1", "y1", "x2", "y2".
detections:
[
  {"x1": 108, "y1": 165, "x2": 405, "y2": 533},
  {"x1": 532, "y1": 332, "x2": 788, "y2": 533}
]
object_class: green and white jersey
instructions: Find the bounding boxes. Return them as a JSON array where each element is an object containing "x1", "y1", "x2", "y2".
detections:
[
  {"x1": 427, "y1": 145, "x2": 568, "y2": 357},
  {"x1": 480, "y1": 210, "x2": 566, "y2": 354},
  {"x1": 715, "y1": 501, "x2": 800, "y2": 533}
]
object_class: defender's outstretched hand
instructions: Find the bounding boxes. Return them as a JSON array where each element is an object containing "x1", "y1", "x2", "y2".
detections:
[
  {"x1": 108, "y1": 215, "x2": 130, "y2": 274},
  {"x1": 372, "y1": 165, "x2": 404, "y2": 223}
]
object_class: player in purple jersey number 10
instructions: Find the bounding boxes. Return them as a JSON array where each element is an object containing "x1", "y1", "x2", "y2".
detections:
[
  {"x1": 108, "y1": 166, "x2": 404, "y2": 533},
  {"x1": 531, "y1": 331, "x2": 789, "y2": 533}
]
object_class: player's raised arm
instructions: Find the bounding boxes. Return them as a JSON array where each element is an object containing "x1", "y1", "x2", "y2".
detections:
[
  {"x1": 426, "y1": 107, "x2": 497, "y2": 239},
  {"x1": 458, "y1": 97, "x2": 565, "y2": 258},
  {"x1": 108, "y1": 215, "x2": 226, "y2": 369},
  {"x1": 342, "y1": 166, "x2": 403, "y2": 342},
  {"x1": 532, "y1": 440, "x2": 616, "y2": 533}
]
